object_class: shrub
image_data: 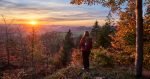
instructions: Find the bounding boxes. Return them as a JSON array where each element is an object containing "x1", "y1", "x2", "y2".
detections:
[
  {"x1": 45, "y1": 66, "x2": 81, "y2": 79},
  {"x1": 91, "y1": 48, "x2": 114, "y2": 67},
  {"x1": 143, "y1": 43, "x2": 150, "y2": 70},
  {"x1": 71, "y1": 49, "x2": 82, "y2": 67}
]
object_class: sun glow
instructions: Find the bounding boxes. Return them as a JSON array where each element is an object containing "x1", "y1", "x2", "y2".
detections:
[{"x1": 29, "y1": 20, "x2": 38, "y2": 25}]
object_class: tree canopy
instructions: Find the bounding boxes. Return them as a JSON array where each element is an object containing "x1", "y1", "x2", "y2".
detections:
[{"x1": 70, "y1": 0, "x2": 126, "y2": 12}]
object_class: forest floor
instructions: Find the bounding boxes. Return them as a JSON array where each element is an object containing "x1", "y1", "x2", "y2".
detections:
[
  {"x1": 1, "y1": 64, "x2": 150, "y2": 79},
  {"x1": 45, "y1": 65, "x2": 150, "y2": 79}
]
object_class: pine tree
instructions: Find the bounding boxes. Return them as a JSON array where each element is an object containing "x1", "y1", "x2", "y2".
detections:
[
  {"x1": 91, "y1": 20, "x2": 114, "y2": 48},
  {"x1": 98, "y1": 23, "x2": 114, "y2": 48},
  {"x1": 91, "y1": 21, "x2": 100, "y2": 36},
  {"x1": 90, "y1": 21, "x2": 100, "y2": 48},
  {"x1": 60, "y1": 29, "x2": 74, "y2": 67}
]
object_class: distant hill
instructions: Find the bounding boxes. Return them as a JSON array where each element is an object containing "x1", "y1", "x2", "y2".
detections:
[
  {"x1": 0, "y1": 24, "x2": 92, "y2": 36},
  {"x1": 40, "y1": 25, "x2": 92, "y2": 36}
]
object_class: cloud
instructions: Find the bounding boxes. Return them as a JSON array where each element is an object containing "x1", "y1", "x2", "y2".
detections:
[
  {"x1": 0, "y1": 0, "x2": 110, "y2": 26},
  {"x1": 40, "y1": 12, "x2": 107, "y2": 22}
]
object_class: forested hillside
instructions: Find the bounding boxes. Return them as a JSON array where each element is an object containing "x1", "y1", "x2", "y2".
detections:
[{"x1": 0, "y1": 0, "x2": 150, "y2": 79}]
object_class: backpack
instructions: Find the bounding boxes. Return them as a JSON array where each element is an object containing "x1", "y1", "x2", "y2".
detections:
[{"x1": 80, "y1": 37, "x2": 92, "y2": 51}]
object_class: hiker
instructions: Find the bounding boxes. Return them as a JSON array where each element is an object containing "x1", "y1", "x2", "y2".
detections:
[{"x1": 79, "y1": 31, "x2": 92, "y2": 70}]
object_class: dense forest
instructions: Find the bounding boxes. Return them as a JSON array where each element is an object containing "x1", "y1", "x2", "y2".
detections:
[{"x1": 0, "y1": 0, "x2": 150, "y2": 79}]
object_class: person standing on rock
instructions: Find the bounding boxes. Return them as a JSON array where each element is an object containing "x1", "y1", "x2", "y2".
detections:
[{"x1": 79, "y1": 31, "x2": 92, "y2": 71}]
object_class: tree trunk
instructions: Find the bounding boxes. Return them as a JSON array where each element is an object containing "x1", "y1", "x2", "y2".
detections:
[
  {"x1": 5, "y1": 23, "x2": 10, "y2": 65},
  {"x1": 135, "y1": 0, "x2": 143, "y2": 77},
  {"x1": 31, "y1": 26, "x2": 35, "y2": 78}
]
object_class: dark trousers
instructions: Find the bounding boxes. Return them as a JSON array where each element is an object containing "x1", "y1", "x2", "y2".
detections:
[{"x1": 82, "y1": 50, "x2": 90, "y2": 69}]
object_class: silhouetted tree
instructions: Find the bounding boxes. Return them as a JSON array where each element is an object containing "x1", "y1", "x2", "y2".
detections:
[
  {"x1": 98, "y1": 23, "x2": 114, "y2": 48},
  {"x1": 16, "y1": 26, "x2": 28, "y2": 68},
  {"x1": 90, "y1": 21, "x2": 100, "y2": 48},
  {"x1": 1, "y1": 15, "x2": 15, "y2": 65},
  {"x1": 41, "y1": 32, "x2": 63, "y2": 71},
  {"x1": 60, "y1": 29, "x2": 74, "y2": 67}
]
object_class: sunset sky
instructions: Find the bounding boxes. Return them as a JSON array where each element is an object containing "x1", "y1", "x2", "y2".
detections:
[{"x1": 0, "y1": 0, "x2": 113, "y2": 26}]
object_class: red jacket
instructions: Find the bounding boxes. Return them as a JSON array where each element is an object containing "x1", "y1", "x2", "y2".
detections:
[{"x1": 79, "y1": 37, "x2": 92, "y2": 51}]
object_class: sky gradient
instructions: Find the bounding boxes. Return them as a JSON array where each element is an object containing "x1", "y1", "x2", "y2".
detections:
[{"x1": 0, "y1": 0, "x2": 111, "y2": 26}]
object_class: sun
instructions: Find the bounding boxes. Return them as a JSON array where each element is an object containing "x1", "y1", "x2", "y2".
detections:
[{"x1": 29, "y1": 20, "x2": 38, "y2": 25}]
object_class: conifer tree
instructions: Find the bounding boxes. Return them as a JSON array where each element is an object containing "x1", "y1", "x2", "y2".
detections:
[
  {"x1": 60, "y1": 29, "x2": 74, "y2": 67},
  {"x1": 98, "y1": 23, "x2": 114, "y2": 48},
  {"x1": 90, "y1": 21, "x2": 100, "y2": 48}
]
